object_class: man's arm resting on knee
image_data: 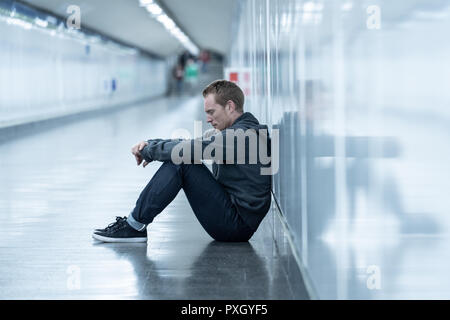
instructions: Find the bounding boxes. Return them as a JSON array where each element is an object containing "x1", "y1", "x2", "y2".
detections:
[
  {"x1": 138, "y1": 130, "x2": 235, "y2": 164},
  {"x1": 139, "y1": 138, "x2": 184, "y2": 163}
]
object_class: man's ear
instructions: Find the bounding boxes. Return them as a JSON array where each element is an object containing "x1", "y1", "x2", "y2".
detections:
[{"x1": 227, "y1": 100, "x2": 236, "y2": 113}]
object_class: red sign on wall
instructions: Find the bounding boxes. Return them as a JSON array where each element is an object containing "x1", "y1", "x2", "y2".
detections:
[
  {"x1": 224, "y1": 68, "x2": 251, "y2": 96},
  {"x1": 229, "y1": 72, "x2": 239, "y2": 82}
]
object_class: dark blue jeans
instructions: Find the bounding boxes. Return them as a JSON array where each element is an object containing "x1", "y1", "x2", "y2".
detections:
[{"x1": 127, "y1": 161, "x2": 255, "y2": 242}]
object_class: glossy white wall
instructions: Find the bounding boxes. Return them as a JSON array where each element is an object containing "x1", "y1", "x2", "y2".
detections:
[
  {"x1": 0, "y1": 4, "x2": 167, "y2": 128},
  {"x1": 229, "y1": 0, "x2": 450, "y2": 299}
]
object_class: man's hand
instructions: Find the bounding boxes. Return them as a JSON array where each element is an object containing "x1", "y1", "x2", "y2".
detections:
[{"x1": 131, "y1": 141, "x2": 149, "y2": 167}]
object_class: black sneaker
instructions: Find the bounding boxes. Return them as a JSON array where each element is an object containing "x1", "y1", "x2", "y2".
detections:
[
  {"x1": 93, "y1": 216, "x2": 132, "y2": 232},
  {"x1": 92, "y1": 216, "x2": 147, "y2": 243}
]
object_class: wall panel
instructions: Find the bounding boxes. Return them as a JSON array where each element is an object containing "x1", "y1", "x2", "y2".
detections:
[{"x1": 229, "y1": 0, "x2": 450, "y2": 299}]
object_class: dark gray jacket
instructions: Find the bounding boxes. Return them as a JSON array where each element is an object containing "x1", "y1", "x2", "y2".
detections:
[{"x1": 139, "y1": 112, "x2": 272, "y2": 231}]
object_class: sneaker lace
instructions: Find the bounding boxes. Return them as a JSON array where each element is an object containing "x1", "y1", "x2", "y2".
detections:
[{"x1": 105, "y1": 216, "x2": 127, "y2": 232}]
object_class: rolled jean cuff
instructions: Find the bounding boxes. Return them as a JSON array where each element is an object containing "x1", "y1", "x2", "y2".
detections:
[{"x1": 127, "y1": 212, "x2": 147, "y2": 231}]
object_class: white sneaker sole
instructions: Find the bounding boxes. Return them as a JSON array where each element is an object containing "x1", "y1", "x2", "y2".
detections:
[{"x1": 92, "y1": 233, "x2": 147, "y2": 243}]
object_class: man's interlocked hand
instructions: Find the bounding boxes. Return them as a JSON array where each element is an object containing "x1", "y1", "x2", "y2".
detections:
[{"x1": 131, "y1": 141, "x2": 150, "y2": 168}]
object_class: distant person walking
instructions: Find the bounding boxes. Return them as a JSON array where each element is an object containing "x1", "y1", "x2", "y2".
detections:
[
  {"x1": 178, "y1": 50, "x2": 192, "y2": 69},
  {"x1": 199, "y1": 50, "x2": 211, "y2": 73},
  {"x1": 184, "y1": 59, "x2": 199, "y2": 95},
  {"x1": 172, "y1": 64, "x2": 184, "y2": 95}
]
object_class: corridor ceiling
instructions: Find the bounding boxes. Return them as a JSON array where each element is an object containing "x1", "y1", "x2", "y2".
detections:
[{"x1": 21, "y1": 0, "x2": 238, "y2": 58}]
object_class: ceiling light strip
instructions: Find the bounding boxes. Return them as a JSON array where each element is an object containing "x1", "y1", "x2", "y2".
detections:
[{"x1": 138, "y1": 0, "x2": 199, "y2": 55}]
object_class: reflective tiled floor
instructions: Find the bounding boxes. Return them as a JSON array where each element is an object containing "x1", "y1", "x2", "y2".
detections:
[{"x1": 0, "y1": 96, "x2": 308, "y2": 300}]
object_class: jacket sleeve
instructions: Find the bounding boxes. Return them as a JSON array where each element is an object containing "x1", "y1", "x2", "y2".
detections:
[
  {"x1": 139, "y1": 128, "x2": 266, "y2": 164},
  {"x1": 139, "y1": 138, "x2": 183, "y2": 162},
  {"x1": 139, "y1": 131, "x2": 231, "y2": 163}
]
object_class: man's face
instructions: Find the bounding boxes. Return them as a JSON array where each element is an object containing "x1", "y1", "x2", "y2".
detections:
[{"x1": 204, "y1": 94, "x2": 232, "y2": 131}]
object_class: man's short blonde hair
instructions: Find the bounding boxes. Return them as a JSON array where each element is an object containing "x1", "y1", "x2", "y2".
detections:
[{"x1": 202, "y1": 80, "x2": 244, "y2": 112}]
